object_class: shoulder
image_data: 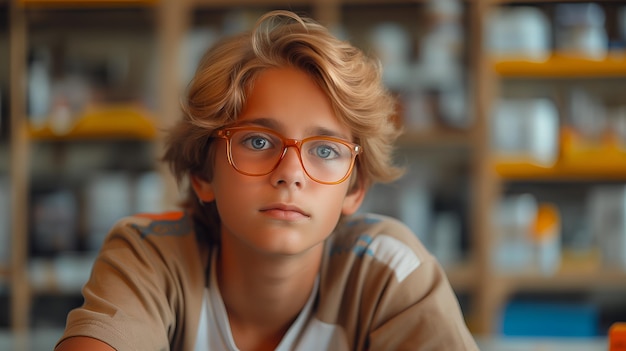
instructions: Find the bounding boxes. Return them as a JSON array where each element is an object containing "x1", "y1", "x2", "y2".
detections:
[
  {"x1": 326, "y1": 213, "x2": 431, "y2": 283},
  {"x1": 114, "y1": 211, "x2": 194, "y2": 238},
  {"x1": 104, "y1": 210, "x2": 212, "y2": 268}
]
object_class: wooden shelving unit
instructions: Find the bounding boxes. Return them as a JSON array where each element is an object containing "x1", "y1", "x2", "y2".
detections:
[
  {"x1": 487, "y1": 0, "x2": 626, "y2": 338},
  {"x1": 9, "y1": 0, "x2": 623, "y2": 342}
]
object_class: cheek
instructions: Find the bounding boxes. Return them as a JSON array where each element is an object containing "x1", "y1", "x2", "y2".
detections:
[
  {"x1": 318, "y1": 185, "x2": 351, "y2": 219},
  {"x1": 210, "y1": 146, "x2": 249, "y2": 198}
]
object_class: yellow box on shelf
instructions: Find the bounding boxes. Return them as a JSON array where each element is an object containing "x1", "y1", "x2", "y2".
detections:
[
  {"x1": 495, "y1": 127, "x2": 626, "y2": 180},
  {"x1": 28, "y1": 104, "x2": 157, "y2": 141},
  {"x1": 494, "y1": 51, "x2": 626, "y2": 78}
]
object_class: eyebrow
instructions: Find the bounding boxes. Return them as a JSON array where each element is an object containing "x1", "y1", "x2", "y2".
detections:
[{"x1": 237, "y1": 118, "x2": 351, "y2": 141}]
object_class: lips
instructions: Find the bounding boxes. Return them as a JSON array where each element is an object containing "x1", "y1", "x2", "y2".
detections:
[{"x1": 259, "y1": 203, "x2": 310, "y2": 220}]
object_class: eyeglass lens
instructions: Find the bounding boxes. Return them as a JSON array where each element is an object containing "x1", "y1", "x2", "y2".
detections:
[{"x1": 227, "y1": 129, "x2": 355, "y2": 183}]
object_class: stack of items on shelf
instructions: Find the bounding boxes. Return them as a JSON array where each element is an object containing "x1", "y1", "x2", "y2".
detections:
[
  {"x1": 26, "y1": 31, "x2": 155, "y2": 138},
  {"x1": 488, "y1": 5, "x2": 551, "y2": 61},
  {"x1": 29, "y1": 170, "x2": 164, "y2": 293},
  {"x1": 493, "y1": 194, "x2": 561, "y2": 276},
  {"x1": 366, "y1": 0, "x2": 468, "y2": 131},
  {"x1": 589, "y1": 186, "x2": 626, "y2": 271},
  {"x1": 563, "y1": 88, "x2": 626, "y2": 167},
  {"x1": 489, "y1": 3, "x2": 612, "y2": 60},
  {"x1": 494, "y1": 184, "x2": 626, "y2": 276}
]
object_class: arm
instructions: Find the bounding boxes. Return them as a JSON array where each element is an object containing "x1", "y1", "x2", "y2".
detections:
[{"x1": 55, "y1": 336, "x2": 115, "y2": 351}]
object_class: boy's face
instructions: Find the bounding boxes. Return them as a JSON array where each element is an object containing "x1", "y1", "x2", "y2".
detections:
[{"x1": 192, "y1": 67, "x2": 365, "y2": 257}]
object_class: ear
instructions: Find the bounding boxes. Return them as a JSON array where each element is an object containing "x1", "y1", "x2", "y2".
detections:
[
  {"x1": 191, "y1": 175, "x2": 215, "y2": 202},
  {"x1": 341, "y1": 181, "x2": 366, "y2": 216}
]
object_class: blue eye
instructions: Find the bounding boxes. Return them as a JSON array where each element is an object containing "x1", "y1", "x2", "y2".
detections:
[
  {"x1": 316, "y1": 145, "x2": 337, "y2": 159},
  {"x1": 250, "y1": 137, "x2": 268, "y2": 149},
  {"x1": 240, "y1": 134, "x2": 274, "y2": 150}
]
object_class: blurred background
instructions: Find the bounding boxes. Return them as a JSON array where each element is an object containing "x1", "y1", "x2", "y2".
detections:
[{"x1": 1, "y1": 0, "x2": 626, "y2": 350}]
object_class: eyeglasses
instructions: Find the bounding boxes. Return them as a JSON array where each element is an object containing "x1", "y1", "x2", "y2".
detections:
[{"x1": 212, "y1": 126, "x2": 361, "y2": 185}]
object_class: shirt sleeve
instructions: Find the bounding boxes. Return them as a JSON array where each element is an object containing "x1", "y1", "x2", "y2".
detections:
[
  {"x1": 56, "y1": 217, "x2": 190, "y2": 351},
  {"x1": 328, "y1": 214, "x2": 479, "y2": 351},
  {"x1": 367, "y1": 255, "x2": 479, "y2": 350}
]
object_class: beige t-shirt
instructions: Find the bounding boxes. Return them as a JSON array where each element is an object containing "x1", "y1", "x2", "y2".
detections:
[{"x1": 57, "y1": 211, "x2": 478, "y2": 350}]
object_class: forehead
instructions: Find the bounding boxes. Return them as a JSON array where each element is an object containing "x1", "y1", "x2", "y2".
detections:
[{"x1": 238, "y1": 67, "x2": 352, "y2": 139}]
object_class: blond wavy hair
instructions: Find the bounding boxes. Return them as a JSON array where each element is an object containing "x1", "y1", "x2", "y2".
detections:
[{"x1": 163, "y1": 10, "x2": 403, "y2": 234}]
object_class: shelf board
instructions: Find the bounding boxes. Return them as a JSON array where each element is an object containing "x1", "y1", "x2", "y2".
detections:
[
  {"x1": 495, "y1": 159, "x2": 626, "y2": 181},
  {"x1": 19, "y1": 0, "x2": 157, "y2": 7},
  {"x1": 496, "y1": 269, "x2": 626, "y2": 291},
  {"x1": 397, "y1": 128, "x2": 472, "y2": 148},
  {"x1": 0, "y1": 265, "x2": 8, "y2": 279},
  {"x1": 29, "y1": 255, "x2": 95, "y2": 295},
  {"x1": 492, "y1": 0, "x2": 601, "y2": 3},
  {"x1": 494, "y1": 52, "x2": 626, "y2": 78},
  {"x1": 192, "y1": 0, "x2": 432, "y2": 6},
  {"x1": 28, "y1": 105, "x2": 157, "y2": 141},
  {"x1": 192, "y1": 0, "x2": 313, "y2": 7}
]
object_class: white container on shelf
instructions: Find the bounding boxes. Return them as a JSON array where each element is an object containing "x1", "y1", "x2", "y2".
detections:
[
  {"x1": 488, "y1": 6, "x2": 551, "y2": 61},
  {"x1": 555, "y1": 3, "x2": 608, "y2": 59},
  {"x1": 588, "y1": 186, "x2": 626, "y2": 270},
  {"x1": 370, "y1": 23, "x2": 412, "y2": 91},
  {"x1": 493, "y1": 194, "x2": 537, "y2": 272},
  {"x1": 492, "y1": 98, "x2": 560, "y2": 166},
  {"x1": 568, "y1": 88, "x2": 607, "y2": 142},
  {"x1": 27, "y1": 48, "x2": 52, "y2": 128}
]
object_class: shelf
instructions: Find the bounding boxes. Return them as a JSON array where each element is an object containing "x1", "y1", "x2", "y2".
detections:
[
  {"x1": 0, "y1": 265, "x2": 8, "y2": 278},
  {"x1": 192, "y1": 0, "x2": 429, "y2": 6},
  {"x1": 492, "y1": 0, "x2": 602, "y2": 3},
  {"x1": 496, "y1": 269, "x2": 626, "y2": 292},
  {"x1": 19, "y1": 0, "x2": 157, "y2": 7},
  {"x1": 494, "y1": 52, "x2": 626, "y2": 78},
  {"x1": 29, "y1": 254, "x2": 95, "y2": 295},
  {"x1": 495, "y1": 159, "x2": 626, "y2": 181},
  {"x1": 397, "y1": 128, "x2": 472, "y2": 148},
  {"x1": 28, "y1": 104, "x2": 157, "y2": 141},
  {"x1": 192, "y1": 0, "x2": 313, "y2": 7},
  {"x1": 496, "y1": 129, "x2": 626, "y2": 181}
]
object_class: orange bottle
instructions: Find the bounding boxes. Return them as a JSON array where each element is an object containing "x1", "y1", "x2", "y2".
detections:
[{"x1": 610, "y1": 322, "x2": 626, "y2": 351}]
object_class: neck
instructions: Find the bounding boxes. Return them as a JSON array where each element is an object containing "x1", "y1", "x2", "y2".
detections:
[{"x1": 216, "y1": 239, "x2": 323, "y2": 349}]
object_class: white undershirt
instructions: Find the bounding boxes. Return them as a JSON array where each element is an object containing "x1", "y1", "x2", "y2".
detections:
[{"x1": 194, "y1": 251, "x2": 348, "y2": 351}]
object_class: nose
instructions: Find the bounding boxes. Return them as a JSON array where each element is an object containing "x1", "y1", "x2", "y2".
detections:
[{"x1": 269, "y1": 145, "x2": 306, "y2": 188}]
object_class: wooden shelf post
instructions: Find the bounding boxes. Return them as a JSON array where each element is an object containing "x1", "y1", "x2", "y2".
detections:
[
  {"x1": 9, "y1": 0, "x2": 32, "y2": 333},
  {"x1": 468, "y1": 0, "x2": 501, "y2": 335}
]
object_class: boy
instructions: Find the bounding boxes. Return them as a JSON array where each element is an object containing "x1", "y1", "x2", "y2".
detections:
[{"x1": 56, "y1": 10, "x2": 478, "y2": 351}]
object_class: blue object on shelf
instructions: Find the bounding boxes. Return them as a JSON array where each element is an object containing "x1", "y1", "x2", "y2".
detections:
[{"x1": 501, "y1": 300, "x2": 599, "y2": 337}]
